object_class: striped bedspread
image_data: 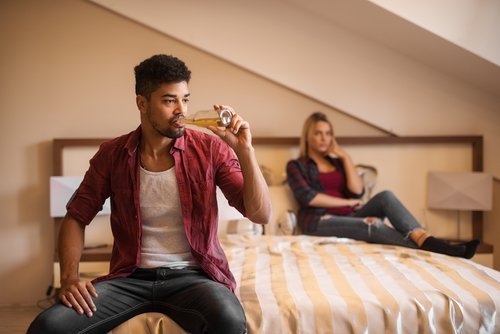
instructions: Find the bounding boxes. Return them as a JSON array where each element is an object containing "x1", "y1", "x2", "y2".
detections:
[{"x1": 222, "y1": 234, "x2": 500, "y2": 334}]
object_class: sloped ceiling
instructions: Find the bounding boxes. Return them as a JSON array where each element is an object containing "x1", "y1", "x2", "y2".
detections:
[
  {"x1": 87, "y1": 0, "x2": 500, "y2": 133},
  {"x1": 286, "y1": 0, "x2": 500, "y2": 95}
]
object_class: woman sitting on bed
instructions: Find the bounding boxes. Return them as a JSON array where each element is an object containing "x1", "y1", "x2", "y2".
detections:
[{"x1": 286, "y1": 112, "x2": 479, "y2": 259}]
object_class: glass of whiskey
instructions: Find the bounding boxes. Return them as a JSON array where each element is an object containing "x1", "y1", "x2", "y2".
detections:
[{"x1": 183, "y1": 108, "x2": 232, "y2": 128}]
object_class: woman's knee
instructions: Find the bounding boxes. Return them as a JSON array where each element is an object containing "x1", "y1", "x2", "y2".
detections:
[
  {"x1": 372, "y1": 190, "x2": 400, "y2": 206},
  {"x1": 375, "y1": 190, "x2": 395, "y2": 200}
]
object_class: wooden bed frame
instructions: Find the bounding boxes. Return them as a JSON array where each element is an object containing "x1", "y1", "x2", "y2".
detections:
[{"x1": 52, "y1": 135, "x2": 492, "y2": 264}]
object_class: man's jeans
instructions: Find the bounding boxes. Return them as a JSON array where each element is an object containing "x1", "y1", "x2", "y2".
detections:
[
  {"x1": 310, "y1": 190, "x2": 421, "y2": 248},
  {"x1": 27, "y1": 267, "x2": 247, "y2": 334}
]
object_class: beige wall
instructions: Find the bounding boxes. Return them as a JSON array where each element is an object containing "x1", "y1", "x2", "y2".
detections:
[
  {"x1": 1, "y1": 0, "x2": 499, "y2": 307},
  {"x1": 0, "y1": 0, "x2": 380, "y2": 306}
]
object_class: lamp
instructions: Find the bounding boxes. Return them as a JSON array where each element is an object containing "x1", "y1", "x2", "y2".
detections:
[
  {"x1": 427, "y1": 171, "x2": 493, "y2": 240},
  {"x1": 50, "y1": 176, "x2": 111, "y2": 217}
]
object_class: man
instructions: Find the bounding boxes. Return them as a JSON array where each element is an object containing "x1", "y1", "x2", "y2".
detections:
[{"x1": 28, "y1": 54, "x2": 271, "y2": 333}]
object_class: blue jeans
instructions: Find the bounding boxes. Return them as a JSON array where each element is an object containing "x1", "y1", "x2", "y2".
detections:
[
  {"x1": 27, "y1": 267, "x2": 246, "y2": 334},
  {"x1": 309, "y1": 191, "x2": 421, "y2": 248}
]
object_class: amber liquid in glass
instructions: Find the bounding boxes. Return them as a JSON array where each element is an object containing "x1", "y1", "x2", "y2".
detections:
[
  {"x1": 182, "y1": 118, "x2": 227, "y2": 127},
  {"x1": 183, "y1": 109, "x2": 232, "y2": 128}
]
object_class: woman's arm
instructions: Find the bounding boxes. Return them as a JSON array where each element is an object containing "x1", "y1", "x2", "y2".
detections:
[
  {"x1": 309, "y1": 192, "x2": 361, "y2": 208},
  {"x1": 330, "y1": 137, "x2": 364, "y2": 195},
  {"x1": 287, "y1": 159, "x2": 361, "y2": 209}
]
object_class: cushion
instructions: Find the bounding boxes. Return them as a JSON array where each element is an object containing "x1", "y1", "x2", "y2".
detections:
[
  {"x1": 225, "y1": 218, "x2": 264, "y2": 236},
  {"x1": 109, "y1": 313, "x2": 186, "y2": 334}
]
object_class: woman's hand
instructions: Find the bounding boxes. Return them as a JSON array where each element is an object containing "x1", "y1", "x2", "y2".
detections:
[
  {"x1": 348, "y1": 198, "x2": 363, "y2": 209},
  {"x1": 329, "y1": 137, "x2": 348, "y2": 159}
]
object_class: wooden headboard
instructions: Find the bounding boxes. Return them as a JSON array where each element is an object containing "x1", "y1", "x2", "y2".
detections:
[{"x1": 52, "y1": 135, "x2": 491, "y2": 255}]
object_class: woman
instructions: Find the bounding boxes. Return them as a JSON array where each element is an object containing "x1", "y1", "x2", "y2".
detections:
[{"x1": 286, "y1": 112, "x2": 479, "y2": 258}]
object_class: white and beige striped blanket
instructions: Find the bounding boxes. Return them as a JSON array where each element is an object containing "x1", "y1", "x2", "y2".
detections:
[
  {"x1": 111, "y1": 234, "x2": 500, "y2": 334},
  {"x1": 224, "y1": 234, "x2": 500, "y2": 334}
]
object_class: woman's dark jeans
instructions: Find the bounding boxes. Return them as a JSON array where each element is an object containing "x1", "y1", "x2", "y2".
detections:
[
  {"x1": 310, "y1": 190, "x2": 421, "y2": 248},
  {"x1": 27, "y1": 267, "x2": 247, "y2": 334}
]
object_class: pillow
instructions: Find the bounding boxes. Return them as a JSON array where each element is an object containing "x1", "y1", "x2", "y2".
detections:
[
  {"x1": 265, "y1": 184, "x2": 299, "y2": 235},
  {"x1": 276, "y1": 210, "x2": 298, "y2": 235},
  {"x1": 260, "y1": 164, "x2": 285, "y2": 186},
  {"x1": 225, "y1": 218, "x2": 264, "y2": 236},
  {"x1": 355, "y1": 164, "x2": 378, "y2": 203}
]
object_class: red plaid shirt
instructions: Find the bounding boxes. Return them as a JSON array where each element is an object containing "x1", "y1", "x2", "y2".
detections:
[
  {"x1": 67, "y1": 126, "x2": 245, "y2": 291},
  {"x1": 286, "y1": 156, "x2": 363, "y2": 233}
]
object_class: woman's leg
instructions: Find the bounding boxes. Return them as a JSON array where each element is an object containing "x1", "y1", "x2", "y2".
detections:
[
  {"x1": 353, "y1": 190, "x2": 421, "y2": 237},
  {"x1": 309, "y1": 215, "x2": 418, "y2": 248},
  {"x1": 353, "y1": 191, "x2": 479, "y2": 258}
]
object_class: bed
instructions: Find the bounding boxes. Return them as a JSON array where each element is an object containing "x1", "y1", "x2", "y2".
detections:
[
  {"x1": 223, "y1": 234, "x2": 499, "y2": 333},
  {"x1": 109, "y1": 233, "x2": 500, "y2": 333},
  {"x1": 52, "y1": 136, "x2": 499, "y2": 333}
]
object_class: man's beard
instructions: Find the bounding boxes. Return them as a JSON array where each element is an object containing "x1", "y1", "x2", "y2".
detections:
[{"x1": 147, "y1": 109, "x2": 185, "y2": 139}]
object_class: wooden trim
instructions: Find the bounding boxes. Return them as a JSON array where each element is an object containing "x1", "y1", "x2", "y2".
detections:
[
  {"x1": 252, "y1": 135, "x2": 483, "y2": 146},
  {"x1": 53, "y1": 138, "x2": 109, "y2": 176}
]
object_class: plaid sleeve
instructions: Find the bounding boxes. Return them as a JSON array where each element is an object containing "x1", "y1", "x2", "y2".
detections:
[{"x1": 286, "y1": 159, "x2": 319, "y2": 207}]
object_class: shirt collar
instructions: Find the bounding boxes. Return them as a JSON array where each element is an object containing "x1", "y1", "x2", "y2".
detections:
[
  {"x1": 172, "y1": 129, "x2": 187, "y2": 152},
  {"x1": 124, "y1": 126, "x2": 142, "y2": 156}
]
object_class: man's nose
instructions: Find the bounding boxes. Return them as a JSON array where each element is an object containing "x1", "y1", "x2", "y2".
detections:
[{"x1": 175, "y1": 102, "x2": 187, "y2": 114}]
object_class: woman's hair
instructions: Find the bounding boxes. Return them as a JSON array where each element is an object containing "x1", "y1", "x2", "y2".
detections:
[
  {"x1": 299, "y1": 112, "x2": 333, "y2": 158},
  {"x1": 134, "y1": 54, "x2": 191, "y2": 99}
]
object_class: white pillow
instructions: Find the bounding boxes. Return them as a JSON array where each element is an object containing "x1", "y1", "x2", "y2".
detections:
[
  {"x1": 276, "y1": 210, "x2": 298, "y2": 235},
  {"x1": 265, "y1": 185, "x2": 299, "y2": 235},
  {"x1": 225, "y1": 218, "x2": 263, "y2": 236}
]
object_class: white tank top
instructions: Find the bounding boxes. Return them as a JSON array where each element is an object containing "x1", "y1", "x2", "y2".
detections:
[{"x1": 138, "y1": 166, "x2": 197, "y2": 269}]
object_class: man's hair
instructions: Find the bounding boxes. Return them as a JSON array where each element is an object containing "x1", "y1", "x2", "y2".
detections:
[
  {"x1": 134, "y1": 54, "x2": 191, "y2": 99},
  {"x1": 299, "y1": 112, "x2": 334, "y2": 158}
]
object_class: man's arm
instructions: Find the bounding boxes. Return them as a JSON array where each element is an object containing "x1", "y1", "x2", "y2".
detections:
[
  {"x1": 208, "y1": 105, "x2": 271, "y2": 225},
  {"x1": 58, "y1": 214, "x2": 98, "y2": 317},
  {"x1": 233, "y1": 145, "x2": 272, "y2": 224}
]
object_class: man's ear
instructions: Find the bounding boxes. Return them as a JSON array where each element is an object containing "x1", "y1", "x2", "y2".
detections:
[{"x1": 136, "y1": 95, "x2": 147, "y2": 113}]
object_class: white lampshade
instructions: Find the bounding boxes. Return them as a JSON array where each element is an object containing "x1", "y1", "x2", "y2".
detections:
[
  {"x1": 427, "y1": 171, "x2": 493, "y2": 211},
  {"x1": 50, "y1": 176, "x2": 111, "y2": 217}
]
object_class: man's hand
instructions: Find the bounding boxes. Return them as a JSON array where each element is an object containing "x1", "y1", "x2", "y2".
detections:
[
  {"x1": 59, "y1": 278, "x2": 98, "y2": 317},
  {"x1": 207, "y1": 104, "x2": 252, "y2": 153}
]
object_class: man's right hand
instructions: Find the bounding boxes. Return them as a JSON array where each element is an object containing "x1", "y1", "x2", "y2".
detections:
[{"x1": 59, "y1": 278, "x2": 98, "y2": 317}]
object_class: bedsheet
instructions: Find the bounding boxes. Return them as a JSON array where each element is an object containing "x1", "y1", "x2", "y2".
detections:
[
  {"x1": 111, "y1": 235, "x2": 500, "y2": 333},
  {"x1": 225, "y1": 234, "x2": 500, "y2": 334}
]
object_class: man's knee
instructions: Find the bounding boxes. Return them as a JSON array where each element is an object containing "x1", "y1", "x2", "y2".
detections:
[
  {"x1": 209, "y1": 305, "x2": 247, "y2": 334},
  {"x1": 27, "y1": 306, "x2": 72, "y2": 334}
]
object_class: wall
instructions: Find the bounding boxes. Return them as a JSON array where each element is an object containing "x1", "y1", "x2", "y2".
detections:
[{"x1": 0, "y1": 0, "x2": 380, "y2": 306}]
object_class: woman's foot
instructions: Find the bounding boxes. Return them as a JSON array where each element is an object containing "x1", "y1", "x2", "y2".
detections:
[
  {"x1": 420, "y1": 237, "x2": 467, "y2": 257},
  {"x1": 457, "y1": 239, "x2": 481, "y2": 259}
]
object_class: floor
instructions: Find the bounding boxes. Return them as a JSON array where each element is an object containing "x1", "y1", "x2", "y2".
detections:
[{"x1": 0, "y1": 305, "x2": 43, "y2": 334}]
